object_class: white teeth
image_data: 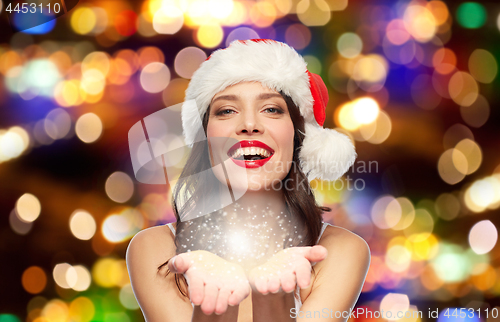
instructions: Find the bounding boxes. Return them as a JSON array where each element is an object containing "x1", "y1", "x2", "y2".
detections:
[{"x1": 230, "y1": 147, "x2": 272, "y2": 158}]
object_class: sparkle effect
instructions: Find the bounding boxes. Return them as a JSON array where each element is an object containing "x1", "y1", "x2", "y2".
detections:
[{"x1": 175, "y1": 203, "x2": 305, "y2": 272}]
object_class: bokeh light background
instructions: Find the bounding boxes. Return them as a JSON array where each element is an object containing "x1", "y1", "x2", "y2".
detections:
[{"x1": 0, "y1": 0, "x2": 499, "y2": 321}]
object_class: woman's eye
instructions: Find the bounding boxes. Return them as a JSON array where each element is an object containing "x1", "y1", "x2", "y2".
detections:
[
  {"x1": 217, "y1": 109, "x2": 235, "y2": 115},
  {"x1": 264, "y1": 107, "x2": 284, "y2": 114}
]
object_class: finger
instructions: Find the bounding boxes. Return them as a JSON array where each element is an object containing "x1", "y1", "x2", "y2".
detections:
[
  {"x1": 201, "y1": 283, "x2": 219, "y2": 315},
  {"x1": 228, "y1": 281, "x2": 251, "y2": 306},
  {"x1": 295, "y1": 259, "x2": 312, "y2": 289},
  {"x1": 280, "y1": 270, "x2": 296, "y2": 293},
  {"x1": 214, "y1": 286, "x2": 231, "y2": 315},
  {"x1": 186, "y1": 274, "x2": 204, "y2": 306},
  {"x1": 305, "y1": 245, "x2": 328, "y2": 263},
  {"x1": 167, "y1": 255, "x2": 188, "y2": 274},
  {"x1": 268, "y1": 274, "x2": 281, "y2": 294},
  {"x1": 255, "y1": 275, "x2": 269, "y2": 294}
]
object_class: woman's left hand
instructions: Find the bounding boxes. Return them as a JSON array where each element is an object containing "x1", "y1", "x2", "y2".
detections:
[
  {"x1": 168, "y1": 250, "x2": 251, "y2": 315},
  {"x1": 248, "y1": 245, "x2": 327, "y2": 295}
]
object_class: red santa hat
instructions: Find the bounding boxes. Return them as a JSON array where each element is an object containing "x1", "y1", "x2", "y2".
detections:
[{"x1": 182, "y1": 39, "x2": 356, "y2": 181}]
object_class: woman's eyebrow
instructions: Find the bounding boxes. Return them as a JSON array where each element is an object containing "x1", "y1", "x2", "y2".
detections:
[
  {"x1": 211, "y1": 94, "x2": 238, "y2": 104},
  {"x1": 257, "y1": 93, "x2": 283, "y2": 100},
  {"x1": 211, "y1": 92, "x2": 283, "y2": 104}
]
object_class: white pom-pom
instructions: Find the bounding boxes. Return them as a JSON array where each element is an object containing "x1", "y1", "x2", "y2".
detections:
[{"x1": 299, "y1": 123, "x2": 357, "y2": 181}]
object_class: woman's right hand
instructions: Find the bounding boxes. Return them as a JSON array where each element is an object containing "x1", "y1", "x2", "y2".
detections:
[
  {"x1": 248, "y1": 245, "x2": 328, "y2": 294},
  {"x1": 168, "y1": 250, "x2": 251, "y2": 315}
]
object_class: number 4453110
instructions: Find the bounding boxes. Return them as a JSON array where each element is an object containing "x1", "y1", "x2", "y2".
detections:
[
  {"x1": 5, "y1": 2, "x2": 61, "y2": 14},
  {"x1": 444, "y1": 307, "x2": 499, "y2": 319}
]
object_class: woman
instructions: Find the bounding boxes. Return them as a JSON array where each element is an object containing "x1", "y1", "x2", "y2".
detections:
[{"x1": 126, "y1": 39, "x2": 370, "y2": 322}]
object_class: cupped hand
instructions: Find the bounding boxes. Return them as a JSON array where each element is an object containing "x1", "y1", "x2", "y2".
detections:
[
  {"x1": 168, "y1": 250, "x2": 251, "y2": 315},
  {"x1": 248, "y1": 245, "x2": 327, "y2": 295}
]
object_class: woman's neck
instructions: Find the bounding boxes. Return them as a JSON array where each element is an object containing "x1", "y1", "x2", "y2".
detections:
[{"x1": 229, "y1": 188, "x2": 287, "y2": 215}]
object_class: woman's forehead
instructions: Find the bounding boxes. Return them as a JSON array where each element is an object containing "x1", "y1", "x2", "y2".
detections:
[{"x1": 211, "y1": 81, "x2": 281, "y2": 101}]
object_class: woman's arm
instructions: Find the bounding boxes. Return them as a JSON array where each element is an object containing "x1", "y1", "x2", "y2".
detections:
[
  {"x1": 126, "y1": 227, "x2": 247, "y2": 322},
  {"x1": 126, "y1": 227, "x2": 194, "y2": 321},
  {"x1": 297, "y1": 228, "x2": 371, "y2": 321}
]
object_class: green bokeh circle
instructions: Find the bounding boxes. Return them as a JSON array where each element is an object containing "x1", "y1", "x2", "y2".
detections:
[{"x1": 456, "y1": 2, "x2": 487, "y2": 29}]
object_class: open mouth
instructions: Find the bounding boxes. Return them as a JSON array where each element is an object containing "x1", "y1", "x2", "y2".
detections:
[
  {"x1": 229, "y1": 147, "x2": 272, "y2": 161},
  {"x1": 227, "y1": 140, "x2": 274, "y2": 168}
]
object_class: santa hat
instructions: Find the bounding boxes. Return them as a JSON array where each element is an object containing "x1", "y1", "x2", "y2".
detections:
[{"x1": 182, "y1": 39, "x2": 356, "y2": 181}]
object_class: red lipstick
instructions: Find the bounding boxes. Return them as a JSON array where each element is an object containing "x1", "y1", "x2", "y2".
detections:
[{"x1": 227, "y1": 140, "x2": 274, "y2": 168}]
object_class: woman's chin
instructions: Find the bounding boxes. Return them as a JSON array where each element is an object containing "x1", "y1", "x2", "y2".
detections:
[
  {"x1": 234, "y1": 175, "x2": 288, "y2": 193},
  {"x1": 212, "y1": 172, "x2": 287, "y2": 195}
]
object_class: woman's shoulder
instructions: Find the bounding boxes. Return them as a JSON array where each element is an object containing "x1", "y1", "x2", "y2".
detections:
[
  {"x1": 126, "y1": 223, "x2": 194, "y2": 320},
  {"x1": 126, "y1": 223, "x2": 177, "y2": 268},
  {"x1": 318, "y1": 223, "x2": 371, "y2": 261},
  {"x1": 130, "y1": 223, "x2": 176, "y2": 244}
]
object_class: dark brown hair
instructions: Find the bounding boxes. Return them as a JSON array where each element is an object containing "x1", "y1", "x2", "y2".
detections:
[{"x1": 158, "y1": 92, "x2": 330, "y2": 297}]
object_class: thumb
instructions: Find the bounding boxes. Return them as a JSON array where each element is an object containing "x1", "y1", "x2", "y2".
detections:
[
  {"x1": 167, "y1": 254, "x2": 188, "y2": 274},
  {"x1": 305, "y1": 245, "x2": 328, "y2": 263}
]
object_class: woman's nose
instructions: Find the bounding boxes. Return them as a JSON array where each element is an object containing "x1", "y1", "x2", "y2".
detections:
[{"x1": 237, "y1": 112, "x2": 264, "y2": 134}]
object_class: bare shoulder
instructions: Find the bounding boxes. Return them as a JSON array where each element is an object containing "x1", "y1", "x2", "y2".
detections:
[
  {"x1": 126, "y1": 223, "x2": 193, "y2": 322},
  {"x1": 126, "y1": 224, "x2": 176, "y2": 267},
  {"x1": 313, "y1": 224, "x2": 371, "y2": 282},
  {"x1": 319, "y1": 225, "x2": 370, "y2": 263}
]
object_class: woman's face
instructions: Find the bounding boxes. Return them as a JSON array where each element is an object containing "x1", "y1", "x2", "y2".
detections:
[{"x1": 206, "y1": 81, "x2": 295, "y2": 192}]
